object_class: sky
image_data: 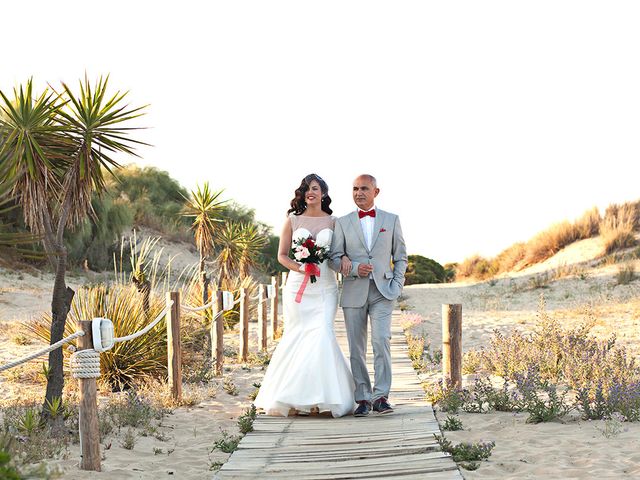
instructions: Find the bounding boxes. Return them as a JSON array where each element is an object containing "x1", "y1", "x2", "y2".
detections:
[{"x1": 3, "y1": 1, "x2": 640, "y2": 264}]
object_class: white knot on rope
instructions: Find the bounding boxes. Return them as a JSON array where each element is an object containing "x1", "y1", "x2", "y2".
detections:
[{"x1": 70, "y1": 350, "x2": 101, "y2": 379}]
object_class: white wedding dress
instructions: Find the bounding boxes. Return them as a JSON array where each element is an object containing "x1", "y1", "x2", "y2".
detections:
[{"x1": 254, "y1": 219, "x2": 355, "y2": 418}]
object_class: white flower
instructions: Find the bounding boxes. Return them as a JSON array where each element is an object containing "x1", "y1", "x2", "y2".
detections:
[{"x1": 299, "y1": 247, "x2": 310, "y2": 259}]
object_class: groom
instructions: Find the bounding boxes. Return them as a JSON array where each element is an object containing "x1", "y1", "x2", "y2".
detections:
[{"x1": 329, "y1": 174, "x2": 408, "y2": 417}]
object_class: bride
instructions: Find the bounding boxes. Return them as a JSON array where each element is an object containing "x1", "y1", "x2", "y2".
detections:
[{"x1": 254, "y1": 174, "x2": 355, "y2": 418}]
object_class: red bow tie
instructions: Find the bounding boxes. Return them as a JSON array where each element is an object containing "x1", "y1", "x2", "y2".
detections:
[{"x1": 358, "y1": 209, "x2": 376, "y2": 219}]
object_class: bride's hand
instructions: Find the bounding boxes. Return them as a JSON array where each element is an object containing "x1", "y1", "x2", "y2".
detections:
[
  {"x1": 297, "y1": 263, "x2": 306, "y2": 272},
  {"x1": 340, "y1": 256, "x2": 352, "y2": 276}
]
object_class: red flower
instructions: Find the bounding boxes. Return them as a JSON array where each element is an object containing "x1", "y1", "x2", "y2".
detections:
[{"x1": 303, "y1": 237, "x2": 315, "y2": 248}]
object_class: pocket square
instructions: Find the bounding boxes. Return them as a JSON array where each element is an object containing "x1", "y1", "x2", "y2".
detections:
[{"x1": 379, "y1": 228, "x2": 386, "y2": 233}]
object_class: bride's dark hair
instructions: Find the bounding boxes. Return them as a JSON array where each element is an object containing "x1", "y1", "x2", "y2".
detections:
[{"x1": 287, "y1": 174, "x2": 333, "y2": 216}]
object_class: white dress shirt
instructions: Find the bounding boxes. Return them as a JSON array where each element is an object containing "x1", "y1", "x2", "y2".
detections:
[
  {"x1": 358, "y1": 206, "x2": 376, "y2": 251},
  {"x1": 358, "y1": 206, "x2": 376, "y2": 279}
]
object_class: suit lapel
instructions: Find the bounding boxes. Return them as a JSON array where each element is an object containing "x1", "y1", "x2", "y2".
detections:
[
  {"x1": 349, "y1": 211, "x2": 369, "y2": 252},
  {"x1": 370, "y1": 209, "x2": 384, "y2": 250}
]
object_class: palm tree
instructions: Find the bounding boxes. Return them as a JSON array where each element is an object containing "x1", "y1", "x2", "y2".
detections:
[
  {"x1": 0, "y1": 76, "x2": 146, "y2": 421},
  {"x1": 238, "y1": 223, "x2": 267, "y2": 278},
  {"x1": 215, "y1": 222, "x2": 267, "y2": 282},
  {"x1": 182, "y1": 182, "x2": 226, "y2": 304}
]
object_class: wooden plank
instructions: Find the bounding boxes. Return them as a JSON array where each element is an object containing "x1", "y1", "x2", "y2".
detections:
[{"x1": 215, "y1": 311, "x2": 462, "y2": 479}]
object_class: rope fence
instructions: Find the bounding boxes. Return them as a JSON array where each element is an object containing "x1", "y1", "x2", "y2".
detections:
[
  {"x1": 0, "y1": 331, "x2": 85, "y2": 374},
  {"x1": 0, "y1": 274, "x2": 285, "y2": 473},
  {"x1": 113, "y1": 301, "x2": 174, "y2": 343}
]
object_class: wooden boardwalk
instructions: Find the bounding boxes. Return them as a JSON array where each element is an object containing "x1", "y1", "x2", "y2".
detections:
[{"x1": 215, "y1": 311, "x2": 462, "y2": 479}]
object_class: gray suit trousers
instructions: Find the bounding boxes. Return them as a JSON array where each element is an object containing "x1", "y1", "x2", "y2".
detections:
[{"x1": 343, "y1": 280, "x2": 393, "y2": 403}]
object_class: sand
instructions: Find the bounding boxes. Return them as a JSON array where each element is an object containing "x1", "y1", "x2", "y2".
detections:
[
  {"x1": 54, "y1": 366, "x2": 264, "y2": 479},
  {"x1": 2, "y1": 234, "x2": 640, "y2": 478},
  {"x1": 0, "y1": 265, "x2": 269, "y2": 479},
  {"x1": 403, "y1": 252, "x2": 640, "y2": 479}
]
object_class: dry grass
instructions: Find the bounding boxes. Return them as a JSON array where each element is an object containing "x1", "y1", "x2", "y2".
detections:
[
  {"x1": 574, "y1": 206, "x2": 601, "y2": 238},
  {"x1": 493, "y1": 242, "x2": 527, "y2": 273},
  {"x1": 616, "y1": 263, "x2": 637, "y2": 285},
  {"x1": 456, "y1": 255, "x2": 496, "y2": 280},
  {"x1": 457, "y1": 201, "x2": 639, "y2": 280},
  {"x1": 523, "y1": 220, "x2": 581, "y2": 266},
  {"x1": 601, "y1": 202, "x2": 639, "y2": 255}
]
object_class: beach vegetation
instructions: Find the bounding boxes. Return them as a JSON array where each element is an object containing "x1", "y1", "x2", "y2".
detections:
[
  {"x1": 405, "y1": 255, "x2": 447, "y2": 285},
  {"x1": 456, "y1": 201, "x2": 639, "y2": 279},
  {"x1": 0, "y1": 76, "x2": 148, "y2": 422}
]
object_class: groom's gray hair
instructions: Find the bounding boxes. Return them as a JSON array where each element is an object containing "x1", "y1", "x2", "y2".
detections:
[{"x1": 356, "y1": 174, "x2": 377, "y2": 187}]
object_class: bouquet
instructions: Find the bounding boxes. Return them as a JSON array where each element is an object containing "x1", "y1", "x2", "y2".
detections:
[
  {"x1": 291, "y1": 236, "x2": 329, "y2": 303},
  {"x1": 291, "y1": 236, "x2": 330, "y2": 283}
]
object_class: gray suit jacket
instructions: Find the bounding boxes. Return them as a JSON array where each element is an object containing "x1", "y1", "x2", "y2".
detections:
[{"x1": 329, "y1": 209, "x2": 408, "y2": 308}]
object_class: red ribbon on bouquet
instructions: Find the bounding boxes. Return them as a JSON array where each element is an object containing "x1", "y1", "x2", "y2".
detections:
[{"x1": 295, "y1": 262, "x2": 321, "y2": 303}]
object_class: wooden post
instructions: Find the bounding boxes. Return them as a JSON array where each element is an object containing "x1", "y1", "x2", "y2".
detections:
[
  {"x1": 211, "y1": 290, "x2": 224, "y2": 375},
  {"x1": 239, "y1": 288, "x2": 249, "y2": 362},
  {"x1": 442, "y1": 304, "x2": 462, "y2": 389},
  {"x1": 78, "y1": 321, "x2": 100, "y2": 471},
  {"x1": 167, "y1": 292, "x2": 182, "y2": 402},
  {"x1": 270, "y1": 276, "x2": 280, "y2": 340},
  {"x1": 258, "y1": 285, "x2": 268, "y2": 351}
]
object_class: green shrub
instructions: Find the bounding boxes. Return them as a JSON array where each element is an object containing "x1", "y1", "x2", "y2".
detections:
[
  {"x1": 237, "y1": 405, "x2": 257, "y2": 434},
  {"x1": 108, "y1": 165, "x2": 191, "y2": 235},
  {"x1": 65, "y1": 192, "x2": 134, "y2": 270},
  {"x1": 212, "y1": 430, "x2": 241, "y2": 454},
  {"x1": 1, "y1": 403, "x2": 75, "y2": 469},
  {"x1": 405, "y1": 255, "x2": 447, "y2": 285},
  {"x1": 0, "y1": 450, "x2": 21, "y2": 480},
  {"x1": 434, "y1": 434, "x2": 495, "y2": 464},
  {"x1": 105, "y1": 390, "x2": 164, "y2": 429},
  {"x1": 443, "y1": 263, "x2": 457, "y2": 282},
  {"x1": 442, "y1": 415, "x2": 463, "y2": 431},
  {"x1": 120, "y1": 428, "x2": 137, "y2": 450},
  {"x1": 424, "y1": 381, "x2": 464, "y2": 414}
]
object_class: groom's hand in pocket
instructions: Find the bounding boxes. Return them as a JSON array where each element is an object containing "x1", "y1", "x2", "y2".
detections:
[{"x1": 357, "y1": 263, "x2": 373, "y2": 277}]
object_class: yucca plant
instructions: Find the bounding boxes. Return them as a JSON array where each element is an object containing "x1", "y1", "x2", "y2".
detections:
[
  {"x1": 128, "y1": 234, "x2": 162, "y2": 316},
  {"x1": 182, "y1": 182, "x2": 227, "y2": 305},
  {"x1": 0, "y1": 76, "x2": 147, "y2": 418},
  {"x1": 26, "y1": 283, "x2": 168, "y2": 391},
  {"x1": 237, "y1": 223, "x2": 267, "y2": 278},
  {"x1": 215, "y1": 222, "x2": 245, "y2": 283},
  {"x1": 215, "y1": 222, "x2": 267, "y2": 283},
  {"x1": 0, "y1": 179, "x2": 41, "y2": 264}
]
